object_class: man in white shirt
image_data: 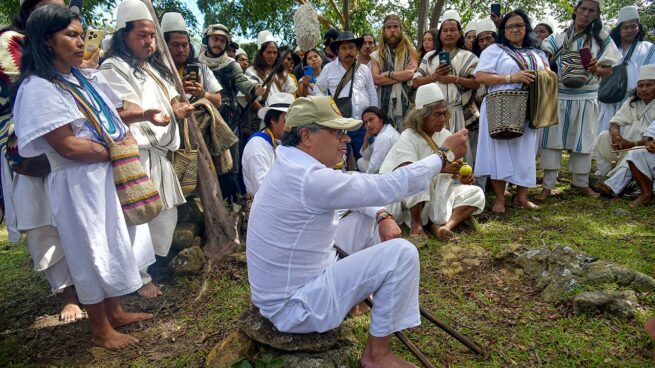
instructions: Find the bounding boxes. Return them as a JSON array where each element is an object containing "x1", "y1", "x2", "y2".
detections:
[
  {"x1": 241, "y1": 93, "x2": 293, "y2": 195},
  {"x1": 247, "y1": 95, "x2": 469, "y2": 368},
  {"x1": 312, "y1": 31, "x2": 378, "y2": 164}
]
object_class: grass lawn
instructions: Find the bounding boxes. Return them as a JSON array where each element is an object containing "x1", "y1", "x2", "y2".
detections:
[{"x1": 0, "y1": 158, "x2": 654, "y2": 367}]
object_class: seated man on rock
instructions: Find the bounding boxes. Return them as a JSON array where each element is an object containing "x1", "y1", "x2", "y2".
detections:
[
  {"x1": 380, "y1": 83, "x2": 485, "y2": 241},
  {"x1": 595, "y1": 65, "x2": 655, "y2": 177},
  {"x1": 246, "y1": 95, "x2": 468, "y2": 368},
  {"x1": 601, "y1": 119, "x2": 655, "y2": 207}
]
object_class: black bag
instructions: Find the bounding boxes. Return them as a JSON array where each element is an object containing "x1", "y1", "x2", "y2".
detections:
[
  {"x1": 598, "y1": 42, "x2": 636, "y2": 104},
  {"x1": 331, "y1": 62, "x2": 357, "y2": 118}
]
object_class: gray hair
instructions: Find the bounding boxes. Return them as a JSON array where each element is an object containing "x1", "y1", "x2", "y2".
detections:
[
  {"x1": 404, "y1": 100, "x2": 449, "y2": 133},
  {"x1": 281, "y1": 122, "x2": 323, "y2": 146}
]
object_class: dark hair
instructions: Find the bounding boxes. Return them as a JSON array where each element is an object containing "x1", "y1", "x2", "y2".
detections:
[
  {"x1": 228, "y1": 41, "x2": 239, "y2": 51},
  {"x1": 610, "y1": 20, "x2": 645, "y2": 46},
  {"x1": 253, "y1": 41, "x2": 279, "y2": 76},
  {"x1": 324, "y1": 28, "x2": 340, "y2": 46},
  {"x1": 1, "y1": 0, "x2": 42, "y2": 33},
  {"x1": 362, "y1": 106, "x2": 393, "y2": 125},
  {"x1": 280, "y1": 45, "x2": 301, "y2": 67},
  {"x1": 106, "y1": 21, "x2": 174, "y2": 85},
  {"x1": 281, "y1": 123, "x2": 322, "y2": 146},
  {"x1": 361, "y1": 33, "x2": 376, "y2": 42},
  {"x1": 264, "y1": 109, "x2": 284, "y2": 128},
  {"x1": 497, "y1": 9, "x2": 541, "y2": 49},
  {"x1": 472, "y1": 31, "x2": 498, "y2": 57},
  {"x1": 419, "y1": 29, "x2": 439, "y2": 59},
  {"x1": 571, "y1": 1, "x2": 604, "y2": 48},
  {"x1": 164, "y1": 31, "x2": 196, "y2": 65},
  {"x1": 428, "y1": 20, "x2": 465, "y2": 64},
  {"x1": 302, "y1": 48, "x2": 323, "y2": 65},
  {"x1": 534, "y1": 23, "x2": 554, "y2": 36},
  {"x1": 18, "y1": 4, "x2": 80, "y2": 84}
]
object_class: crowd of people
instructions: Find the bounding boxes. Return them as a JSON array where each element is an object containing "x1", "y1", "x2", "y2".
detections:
[{"x1": 0, "y1": 0, "x2": 654, "y2": 364}]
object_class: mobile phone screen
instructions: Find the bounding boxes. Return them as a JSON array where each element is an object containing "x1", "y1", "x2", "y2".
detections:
[
  {"x1": 185, "y1": 64, "x2": 200, "y2": 82},
  {"x1": 579, "y1": 47, "x2": 592, "y2": 70},
  {"x1": 491, "y1": 4, "x2": 501, "y2": 17}
]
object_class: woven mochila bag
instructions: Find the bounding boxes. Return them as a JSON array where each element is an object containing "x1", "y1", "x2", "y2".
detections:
[
  {"x1": 172, "y1": 117, "x2": 198, "y2": 196},
  {"x1": 57, "y1": 74, "x2": 163, "y2": 226}
]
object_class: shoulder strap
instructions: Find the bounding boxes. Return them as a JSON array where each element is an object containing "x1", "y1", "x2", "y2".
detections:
[
  {"x1": 55, "y1": 79, "x2": 114, "y2": 145},
  {"x1": 418, "y1": 129, "x2": 440, "y2": 153},
  {"x1": 143, "y1": 66, "x2": 171, "y2": 101},
  {"x1": 498, "y1": 45, "x2": 528, "y2": 70},
  {"x1": 549, "y1": 29, "x2": 584, "y2": 64},
  {"x1": 333, "y1": 62, "x2": 358, "y2": 98},
  {"x1": 623, "y1": 41, "x2": 638, "y2": 64}
]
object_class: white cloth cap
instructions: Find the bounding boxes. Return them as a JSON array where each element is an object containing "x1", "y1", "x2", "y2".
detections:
[
  {"x1": 477, "y1": 18, "x2": 497, "y2": 34},
  {"x1": 464, "y1": 20, "x2": 478, "y2": 35},
  {"x1": 617, "y1": 6, "x2": 640, "y2": 24},
  {"x1": 234, "y1": 48, "x2": 247, "y2": 58},
  {"x1": 116, "y1": 0, "x2": 153, "y2": 30},
  {"x1": 161, "y1": 12, "x2": 187, "y2": 33},
  {"x1": 258, "y1": 93, "x2": 295, "y2": 120},
  {"x1": 638, "y1": 64, "x2": 655, "y2": 82},
  {"x1": 441, "y1": 10, "x2": 462, "y2": 25},
  {"x1": 415, "y1": 83, "x2": 445, "y2": 109},
  {"x1": 257, "y1": 31, "x2": 276, "y2": 50}
]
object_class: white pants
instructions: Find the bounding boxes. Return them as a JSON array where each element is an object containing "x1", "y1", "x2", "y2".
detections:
[
  {"x1": 540, "y1": 148, "x2": 592, "y2": 189},
  {"x1": 606, "y1": 148, "x2": 655, "y2": 194},
  {"x1": 334, "y1": 211, "x2": 380, "y2": 256},
  {"x1": 26, "y1": 225, "x2": 73, "y2": 293},
  {"x1": 269, "y1": 238, "x2": 420, "y2": 337},
  {"x1": 594, "y1": 131, "x2": 623, "y2": 176}
]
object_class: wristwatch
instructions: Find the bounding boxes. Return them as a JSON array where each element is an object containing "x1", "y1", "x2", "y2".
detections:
[
  {"x1": 376, "y1": 210, "x2": 394, "y2": 224},
  {"x1": 438, "y1": 147, "x2": 456, "y2": 163}
]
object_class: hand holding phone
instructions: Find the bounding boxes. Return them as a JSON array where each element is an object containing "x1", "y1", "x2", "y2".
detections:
[
  {"x1": 83, "y1": 28, "x2": 103, "y2": 60},
  {"x1": 184, "y1": 63, "x2": 200, "y2": 83},
  {"x1": 438, "y1": 51, "x2": 450, "y2": 65},
  {"x1": 579, "y1": 47, "x2": 592, "y2": 70},
  {"x1": 303, "y1": 65, "x2": 316, "y2": 83},
  {"x1": 491, "y1": 3, "x2": 501, "y2": 17}
]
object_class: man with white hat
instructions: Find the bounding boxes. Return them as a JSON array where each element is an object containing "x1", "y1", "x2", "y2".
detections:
[
  {"x1": 234, "y1": 48, "x2": 249, "y2": 72},
  {"x1": 100, "y1": 0, "x2": 194, "y2": 298},
  {"x1": 597, "y1": 5, "x2": 655, "y2": 134},
  {"x1": 380, "y1": 83, "x2": 484, "y2": 241},
  {"x1": 161, "y1": 12, "x2": 222, "y2": 109},
  {"x1": 198, "y1": 23, "x2": 265, "y2": 202},
  {"x1": 370, "y1": 14, "x2": 419, "y2": 130},
  {"x1": 241, "y1": 93, "x2": 294, "y2": 195},
  {"x1": 247, "y1": 95, "x2": 469, "y2": 368}
]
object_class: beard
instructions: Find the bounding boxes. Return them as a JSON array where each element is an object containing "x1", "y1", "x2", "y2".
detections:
[{"x1": 383, "y1": 33, "x2": 402, "y2": 47}]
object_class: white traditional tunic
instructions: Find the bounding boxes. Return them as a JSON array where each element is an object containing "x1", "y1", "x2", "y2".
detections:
[
  {"x1": 100, "y1": 57, "x2": 185, "y2": 258},
  {"x1": 379, "y1": 129, "x2": 485, "y2": 226},
  {"x1": 413, "y1": 49, "x2": 478, "y2": 136},
  {"x1": 474, "y1": 44, "x2": 548, "y2": 187},
  {"x1": 605, "y1": 121, "x2": 655, "y2": 193},
  {"x1": 181, "y1": 63, "x2": 223, "y2": 101},
  {"x1": 595, "y1": 98, "x2": 655, "y2": 176},
  {"x1": 357, "y1": 124, "x2": 400, "y2": 174},
  {"x1": 311, "y1": 58, "x2": 378, "y2": 119},
  {"x1": 248, "y1": 145, "x2": 444, "y2": 336},
  {"x1": 598, "y1": 40, "x2": 655, "y2": 133},
  {"x1": 541, "y1": 28, "x2": 621, "y2": 154},
  {"x1": 241, "y1": 132, "x2": 276, "y2": 194},
  {"x1": 14, "y1": 70, "x2": 155, "y2": 304},
  {"x1": 238, "y1": 66, "x2": 297, "y2": 106}
]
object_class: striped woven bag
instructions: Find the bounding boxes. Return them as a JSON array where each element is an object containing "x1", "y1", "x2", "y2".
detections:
[{"x1": 57, "y1": 77, "x2": 163, "y2": 226}]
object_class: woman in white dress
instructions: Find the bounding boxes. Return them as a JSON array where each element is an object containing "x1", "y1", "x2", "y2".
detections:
[
  {"x1": 475, "y1": 9, "x2": 549, "y2": 213},
  {"x1": 13, "y1": 5, "x2": 154, "y2": 349}
]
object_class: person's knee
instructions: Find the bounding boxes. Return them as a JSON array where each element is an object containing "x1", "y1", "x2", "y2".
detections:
[{"x1": 389, "y1": 239, "x2": 419, "y2": 266}]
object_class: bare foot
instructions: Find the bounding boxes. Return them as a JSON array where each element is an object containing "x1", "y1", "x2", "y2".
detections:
[
  {"x1": 629, "y1": 193, "x2": 652, "y2": 208},
  {"x1": 576, "y1": 186, "x2": 600, "y2": 198},
  {"x1": 349, "y1": 301, "x2": 371, "y2": 316},
  {"x1": 535, "y1": 188, "x2": 551, "y2": 201},
  {"x1": 92, "y1": 329, "x2": 139, "y2": 350},
  {"x1": 137, "y1": 282, "x2": 162, "y2": 298},
  {"x1": 108, "y1": 311, "x2": 153, "y2": 328},
  {"x1": 432, "y1": 224, "x2": 455, "y2": 241},
  {"x1": 513, "y1": 199, "x2": 539, "y2": 210},
  {"x1": 491, "y1": 198, "x2": 506, "y2": 213},
  {"x1": 59, "y1": 286, "x2": 83, "y2": 323},
  {"x1": 598, "y1": 182, "x2": 614, "y2": 197},
  {"x1": 408, "y1": 224, "x2": 427, "y2": 238},
  {"x1": 361, "y1": 350, "x2": 417, "y2": 368}
]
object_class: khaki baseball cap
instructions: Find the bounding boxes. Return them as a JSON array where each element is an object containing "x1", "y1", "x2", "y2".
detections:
[{"x1": 285, "y1": 96, "x2": 362, "y2": 131}]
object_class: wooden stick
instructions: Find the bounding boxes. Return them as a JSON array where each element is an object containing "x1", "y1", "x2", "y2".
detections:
[
  {"x1": 141, "y1": 0, "x2": 238, "y2": 262},
  {"x1": 611, "y1": 145, "x2": 645, "y2": 153}
]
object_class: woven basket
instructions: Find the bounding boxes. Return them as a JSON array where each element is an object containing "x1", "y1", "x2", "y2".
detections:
[
  {"x1": 486, "y1": 90, "x2": 527, "y2": 140},
  {"x1": 172, "y1": 118, "x2": 198, "y2": 196}
]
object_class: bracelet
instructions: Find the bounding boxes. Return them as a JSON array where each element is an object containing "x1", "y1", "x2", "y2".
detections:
[
  {"x1": 141, "y1": 111, "x2": 146, "y2": 121},
  {"x1": 505, "y1": 74, "x2": 511, "y2": 83},
  {"x1": 376, "y1": 210, "x2": 393, "y2": 224}
]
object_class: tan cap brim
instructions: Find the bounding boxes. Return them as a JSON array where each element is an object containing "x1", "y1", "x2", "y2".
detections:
[{"x1": 316, "y1": 117, "x2": 362, "y2": 131}]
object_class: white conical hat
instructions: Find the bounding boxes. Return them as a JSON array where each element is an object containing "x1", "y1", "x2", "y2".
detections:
[
  {"x1": 415, "y1": 83, "x2": 445, "y2": 109},
  {"x1": 234, "y1": 48, "x2": 247, "y2": 58},
  {"x1": 477, "y1": 18, "x2": 497, "y2": 34},
  {"x1": 464, "y1": 20, "x2": 478, "y2": 35},
  {"x1": 442, "y1": 10, "x2": 462, "y2": 25},
  {"x1": 257, "y1": 30, "x2": 276, "y2": 50},
  {"x1": 638, "y1": 64, "x2": 655, "y2": 82},
  {"x1": 617, "y1": 6, "x2": 640, "y2": 24},
  {"x1": 161, "y1": 12, "x2": 187, "y2": 33},
  {"x1": 116, "y1": 0, "x2": 153, "y2": 30}
]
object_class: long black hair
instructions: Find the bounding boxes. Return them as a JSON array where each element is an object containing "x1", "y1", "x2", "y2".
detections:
[
  {"x1": 253, "y1": 40, "x2": 280, "y2": 78},
  {"x1": 571, "y1": 1, "x2": 605, "y2": 48},
  {"x1": 419, "y1": 28, "x2": 439, "y2": 60},
  {"x1": 497, "y1": 9, "x2": 541, "y2": 49},
  {"x1": 0, "y1": 0, "x2": 43, "y2": 33},
  {"x1": 428, "y1": 20, "x2": 465, "y2": 64},
  {"x1": 105, "y1": 21, "x2": 174, "y2": 84},
  {"x1": 472, "y1": 32, "x2": 498, "y2": 57},
  {"x1": 362, "y1": 106, "x2": 393, "y2": 126},
  {"x1": 610, "y1": 21, "x2": 645, "y2": 47}
]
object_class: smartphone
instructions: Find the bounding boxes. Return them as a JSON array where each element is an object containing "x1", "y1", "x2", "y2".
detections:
[
  {"x1": 303, "y1": 65, "x2": 316, "y2": 83},
  {"x1": 184, "y1": 63, "x2": 200, "y2": 83},
  {"x1": 579, "y1": 47, "x2": 592, "y2": 70},
  {"x1": 491, "y1": 3, "x2": 501, "y2": 17},
  {"x1": 83, "y1": 28, "x2": 103, "y2": 60},
  {"x1": 438, "y1": 51, "x2": 450, "y2": 65}
]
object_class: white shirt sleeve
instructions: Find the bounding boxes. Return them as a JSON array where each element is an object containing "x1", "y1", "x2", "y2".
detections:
[
  {"x1": 243, "y1": 153, "x2": 272, "y2": 194},
  {"x1": 475, "y1": 45, "x2": 502, "y2": 75},
  {"x1": 364, "y1": 65, "x2": 378, "y2": 107},
  {"x1": 201, "y1": 64, "x2": 222, "y2": 93}
]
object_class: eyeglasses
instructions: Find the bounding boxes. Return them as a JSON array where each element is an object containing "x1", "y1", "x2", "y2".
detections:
[
  {"x1": 322, "y1": 127, "x2": 348, "y2": 138},
  {"x1": 504, "y1": 23, "x2": 527, "y2": 31}
]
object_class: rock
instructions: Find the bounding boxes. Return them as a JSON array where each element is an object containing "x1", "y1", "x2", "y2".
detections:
[
  {"x1": 177, "y1": 199, "x2": 205, "y2": 225},
  {"x1": 583, "y1": 261, "x2": 616, "y2": 285},
  {"x1": 192, "y1": 236, "x2": 203, "y2": 248},
  {"x1": 541, "y1": 277, "x2": 580, "y2": 303},
  {"x1": 172, "y1": 223, "x2": 200, "y2": 250},
  {"x1": 238, "y1": 306, "x2": 356, "y2": 352},
  {"x1": 610, "y1": 265, "x2": 636, "y2": 286},
  {"x1": 168, "y1": 246, "x2": 205, "y2": 275},
  {"x1": 572, "y1": 290, "x2": 637, "y2": 318},
  {"x1": 629, "y1": 272, "x2": 655, "y2": 292},
  {"x1": 205, "y1": 331, "x2": 255, "y2": 368},
  {"x1": 225, "y1": 252, "x2": 247, "y2": 266},
  {"x1": 612, "y1": 208, "x2": 630, "y2": 217},
  {"x1": 438, "y1": 245, "x2": 490, "y2": 277}
]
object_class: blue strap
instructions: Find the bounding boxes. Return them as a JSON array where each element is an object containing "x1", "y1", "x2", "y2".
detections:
[{"x1": 248, "y1": 131, "x2": 274, "y2": 147}]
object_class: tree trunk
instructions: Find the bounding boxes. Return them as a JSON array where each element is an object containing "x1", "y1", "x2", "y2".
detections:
[
  {"x1": 343, "y1": 0, "x2": 350, "y2": 31},
  {"x1": 429, "y1": 0, "x2": 446, "y2": 29},
  {"x1": 417, "y1": 0, "x2": 430, "y2": 47},
  {"x1": 142, "y1": 0, "x2": 238, "y2": 262}
]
